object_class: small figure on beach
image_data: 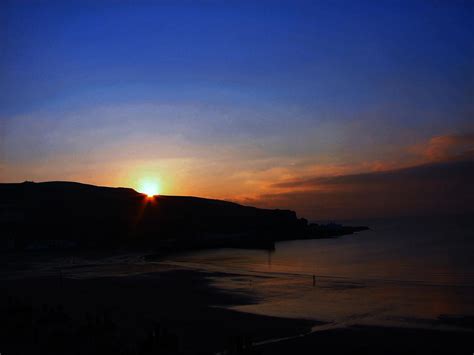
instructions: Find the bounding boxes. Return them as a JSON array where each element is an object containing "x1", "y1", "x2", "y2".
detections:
[{"x1": 312, "y1": 274, "x2": 316, "y2": 287}]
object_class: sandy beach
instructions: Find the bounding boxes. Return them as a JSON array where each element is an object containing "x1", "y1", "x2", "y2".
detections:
[
  {"x1": 1, "y1": 251, "x2": 473, "y2": 354},
  {"x1": 1, "y1": 252, "x2": 314, "y2": 354}
]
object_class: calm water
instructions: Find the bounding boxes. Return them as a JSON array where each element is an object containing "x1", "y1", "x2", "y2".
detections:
[{"x1": 164, "y1": 215, "x2": 474, "y2": 330}]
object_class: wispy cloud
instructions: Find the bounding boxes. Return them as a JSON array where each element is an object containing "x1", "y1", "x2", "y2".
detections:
[
  {"x1": 410, "y1": 133, "x2": 474, "y2": 162},
  {"x1": 237, "y1": 133, "x2": 474, "y2": 219},
  {"x1": 243, "y1": 159, "x2": 474, "y2": 220}
]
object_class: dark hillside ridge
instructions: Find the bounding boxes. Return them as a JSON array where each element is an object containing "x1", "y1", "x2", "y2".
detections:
[{"x1": 0, "y1": 181, "x2": 367, "y2": 251}]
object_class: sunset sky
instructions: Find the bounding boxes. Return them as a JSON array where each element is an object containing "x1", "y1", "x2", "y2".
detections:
[{"x1": 1, "y1": 0, "x2": 473, "y2": 219}]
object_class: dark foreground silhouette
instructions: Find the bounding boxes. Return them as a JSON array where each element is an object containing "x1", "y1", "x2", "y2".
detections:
[
  {"x1": 0, "y1": 181, "x2": 367, "y2": 252},
  {"x1": 1, "y1": 266, "x2": 472, "y2": 355}
]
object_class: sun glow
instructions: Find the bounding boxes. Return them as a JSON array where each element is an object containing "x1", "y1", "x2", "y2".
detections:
[{"x1": 138, "y1": 179, "x2": 161, "y2": 197}]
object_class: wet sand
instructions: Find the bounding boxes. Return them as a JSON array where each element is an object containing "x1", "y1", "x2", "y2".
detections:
[
  {"x1": 0, "y1": 263, "x2": 313, "y2": 354},
  {"x1": 1, "y1": 252, "x2": 473, "y2": 354},
  {"x1": 257, "y1": 325, "x2": 473, "y2": 354}
]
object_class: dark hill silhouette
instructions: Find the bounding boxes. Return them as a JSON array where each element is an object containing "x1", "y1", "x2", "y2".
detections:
[{"x1": 0, "y1": 181, "x2": 367, "y2": 251}]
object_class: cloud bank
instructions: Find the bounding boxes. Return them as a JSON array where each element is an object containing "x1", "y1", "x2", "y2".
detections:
[{"x1": 242, "y1": 134, "x2": 474, "y2": 220}]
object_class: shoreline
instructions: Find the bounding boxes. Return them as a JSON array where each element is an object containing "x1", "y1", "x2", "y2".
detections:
[
  {"x1": 0, "y1": 264, "x2": 315, "y2": 354},
  {"x1": 1, "y1": 251, "x2": 473, "y2": 354}
]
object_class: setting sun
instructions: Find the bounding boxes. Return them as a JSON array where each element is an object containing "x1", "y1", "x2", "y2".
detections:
[{"x1": 138, "y1": 179, "x2": 161, "y2": 197}]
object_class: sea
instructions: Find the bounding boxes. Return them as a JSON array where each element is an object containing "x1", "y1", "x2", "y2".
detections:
[{"x1": 162, "y1": 215, "x2": 474, "y2": 331}]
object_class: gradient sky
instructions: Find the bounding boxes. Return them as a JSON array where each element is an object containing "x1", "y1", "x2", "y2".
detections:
[{"x1": 1, "y1": 0, "x2": 473, "y2": 219}]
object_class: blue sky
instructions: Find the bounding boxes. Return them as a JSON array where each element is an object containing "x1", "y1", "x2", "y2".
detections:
[
  {"x1": 3, "y1": 0, "x2": 472, "y2": 116},
  {"x1": 1, "y1": 0, "x2": 473, "y2": 218}
]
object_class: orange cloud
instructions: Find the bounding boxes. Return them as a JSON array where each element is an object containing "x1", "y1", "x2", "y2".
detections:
[
  {"x1": 245, "y1": 159, "x2": 474, "y2": 220},
  {"x1": 411, "y1": 133, "x2": 474, "y2": 163},
  {"x1": 238, "y1": 132, "x2": 474, "y2": 219}
]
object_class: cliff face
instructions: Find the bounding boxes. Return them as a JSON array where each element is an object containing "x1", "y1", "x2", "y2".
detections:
[{"x1": 0, "y1": 181, "x2": 305, "y2": 249}]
